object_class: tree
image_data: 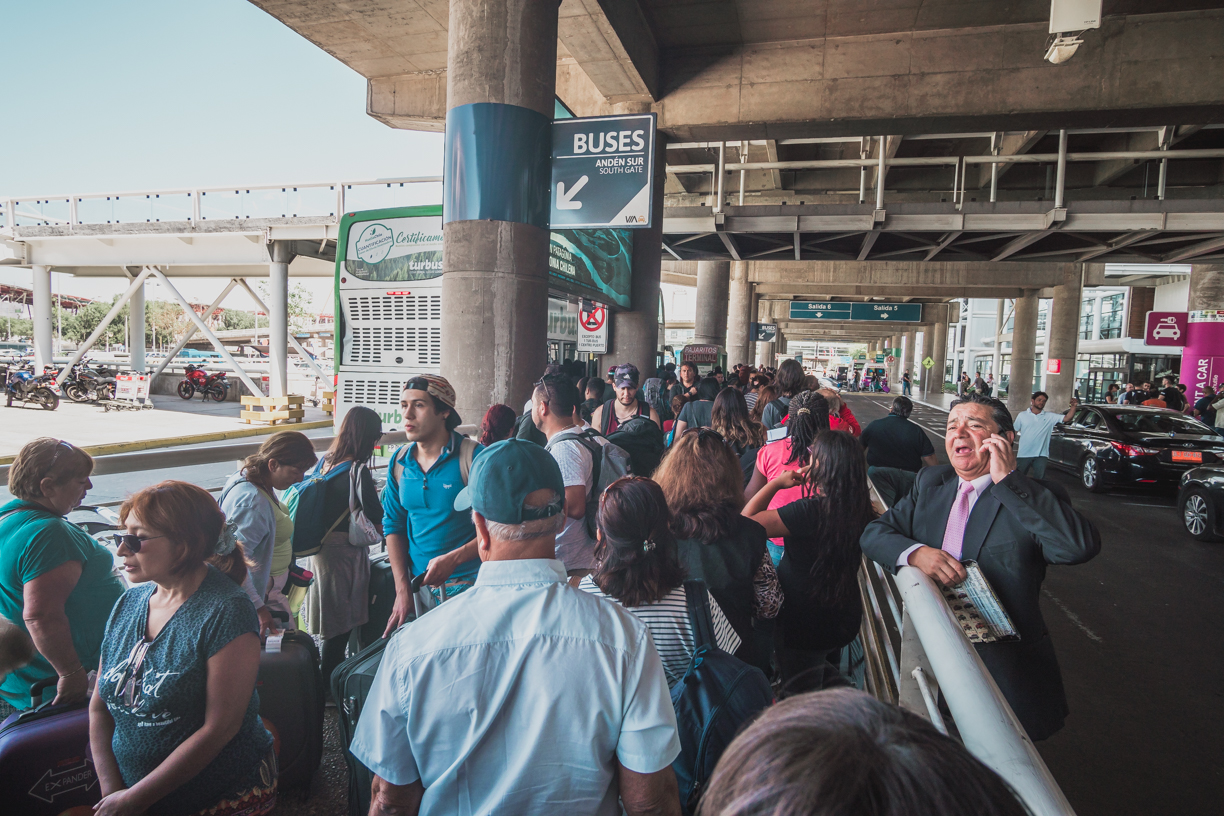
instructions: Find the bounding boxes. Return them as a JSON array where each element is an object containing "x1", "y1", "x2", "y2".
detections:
[
  {"x1": 222, "y1": 308, "x2": 256, "y2": 330},
  {"x1": 146, "y1": 301, "x2": 182, "y2": 351},
  {"x1": 0, "y1": 317, "x2": 32, "y2": 341},
  {"x1": 257, "y1": 283, "x2": 315, "y2": 332},
  {"x1": 66, "y1": 299, "x2": 127, "y2": 347}
]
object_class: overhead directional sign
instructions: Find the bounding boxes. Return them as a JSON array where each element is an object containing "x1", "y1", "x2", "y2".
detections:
[
  {"x1": 789, "y1": 302, "x2": 923, "y2": 322},
  {"x1": 751, "y1": 322, "x2": 778, "y2": 342},
  {"x1": 551, "y1": 113, "x2": 656, "y2": 229}
]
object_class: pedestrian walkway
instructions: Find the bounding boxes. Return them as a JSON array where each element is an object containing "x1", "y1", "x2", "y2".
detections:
[{"x1": 0, "y1": 395, "x2": 331, "y2": 456}]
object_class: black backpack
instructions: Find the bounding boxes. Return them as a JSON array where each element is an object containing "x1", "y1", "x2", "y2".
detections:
[
  {"x1": 671, "y1": 580, "x2": 774, "y2": 814},
  {"x1": 607, "y1": 415, "x2": 667, "y2": 477}
]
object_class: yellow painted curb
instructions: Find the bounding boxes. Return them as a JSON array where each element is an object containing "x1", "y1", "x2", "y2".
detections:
[{"x1": 0, "y1": 419, "x2": 334, "y2": 465}]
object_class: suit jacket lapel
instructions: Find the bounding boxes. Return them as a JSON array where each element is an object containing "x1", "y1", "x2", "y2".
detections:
[{"x1": 960, "y1": 484, "x2": 1003, "y2": 563}]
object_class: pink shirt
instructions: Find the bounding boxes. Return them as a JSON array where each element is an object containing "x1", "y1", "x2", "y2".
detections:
[{"x1": 755, "y1": 438, "x2": 808, "y2": 546}]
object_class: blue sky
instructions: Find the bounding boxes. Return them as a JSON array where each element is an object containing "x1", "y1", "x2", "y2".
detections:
[
  {"x1": 1, "y1": 0, "x2": 443, "y2": 305},
  {"x1": 3, "y1": 0, "x2": 442, "y2": 196}
]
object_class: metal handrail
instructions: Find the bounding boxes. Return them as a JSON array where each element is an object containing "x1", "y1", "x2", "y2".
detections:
[{"x1": 858, "y1": 483, "x2": 1076, "y2": 816}]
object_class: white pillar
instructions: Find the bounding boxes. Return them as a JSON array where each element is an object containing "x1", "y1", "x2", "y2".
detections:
[
  {"x1": 32, "y1": 265, "x2": 53, "y2": 372},
  {"x1": 128, "y1": 277, "x2": 146, "y2": 373},
  {"x1": 269, "y1": 243, "x2": 292, "y2": 398},
  {"x1": 991, "y1": 298, "x2": 1004, "y2": 380}
]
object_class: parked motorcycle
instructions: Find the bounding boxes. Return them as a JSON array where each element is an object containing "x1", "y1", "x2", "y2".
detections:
[
  {"x1": 62, "y1": 360, "x2": 118, "y2": 403},
  {"x1": 177, "y1": 364, "x2": 229, "y2": 402},
  {"x1": 1, "y1": 363, "x2": 60, "y2": 410}
]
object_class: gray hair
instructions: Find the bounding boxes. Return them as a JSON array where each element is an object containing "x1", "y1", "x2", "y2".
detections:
[{"x1": 475, "y1": 489, "x2": 566, "y2": 542}]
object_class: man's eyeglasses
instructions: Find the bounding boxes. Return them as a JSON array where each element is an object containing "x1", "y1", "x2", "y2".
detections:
[{"x1": 108, "y1": 533, "x2": 167, "y2": 554}]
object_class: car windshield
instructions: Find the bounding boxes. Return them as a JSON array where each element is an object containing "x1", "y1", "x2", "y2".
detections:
[{"x1": 1110, "y1": 412, "x2": 1220, "y2": 436}]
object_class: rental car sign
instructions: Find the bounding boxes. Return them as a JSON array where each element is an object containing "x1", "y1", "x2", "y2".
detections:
[
  {"x1": 1145, "y1": 311, "x2": 1187, "y2": 346},
  {"x1": 551, "y1": 113, "x2": 657, "y2": 229}
]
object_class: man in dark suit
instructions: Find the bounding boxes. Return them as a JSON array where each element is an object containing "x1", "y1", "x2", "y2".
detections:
[{"x1": 860, "y1": 393, "x2": 1100, "y2": 740}]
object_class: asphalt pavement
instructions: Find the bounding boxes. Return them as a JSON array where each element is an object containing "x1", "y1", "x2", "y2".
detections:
[{"x1": 847, "y1": 394, "x2": 1224, "y2": 816}]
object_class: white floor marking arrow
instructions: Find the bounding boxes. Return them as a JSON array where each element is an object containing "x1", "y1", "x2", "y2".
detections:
[{"x1": 556, "y1": 176, "x2": 588, "y2": 210}]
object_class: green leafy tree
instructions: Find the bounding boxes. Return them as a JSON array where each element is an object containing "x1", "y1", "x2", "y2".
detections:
[
  {"x1": 222, "y1": 308, "x2": 256, "y2": 330},
  {"x1": 145, "y1": 301, "x2": 183, "y2": 351},
  {"x1": 0, "y1": 317, "x2": 33, "y2": 341},
  {"x1": 66, "y1": 299, "x2": 127, "y2": 346},
  {"x1": 257, "y1": 283, "x2": 315, "y2": 332}
]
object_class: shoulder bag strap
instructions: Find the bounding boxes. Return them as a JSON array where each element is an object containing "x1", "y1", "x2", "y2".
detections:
[
  {"x1": 390, "y1": 445, "x2": 410, "y2": 490},
  {"x1": 683, "y1": 579, "x2": 717, "y2": 649},
  {"x1": 459, "y1": 437, "x2": 476, "y2": 486},
  {"x1": 601, "y1": 399, "x2": 615, "y2": 435}
]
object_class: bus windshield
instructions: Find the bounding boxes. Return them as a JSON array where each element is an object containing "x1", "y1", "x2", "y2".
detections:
[{"x1": 344, "y1": 215, "x2": 444, "y2": 281}]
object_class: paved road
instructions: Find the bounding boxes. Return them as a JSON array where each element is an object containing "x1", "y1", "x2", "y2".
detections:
[{"x1": 846, "y1": 394, "x2": 1224, "y2": 816}]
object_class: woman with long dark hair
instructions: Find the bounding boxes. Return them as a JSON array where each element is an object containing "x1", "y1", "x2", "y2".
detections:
[
  {"x1": 749, "y1": 382, "x2": 779, "y2": 426},
  {"x1": 579, "y1": 477, "x2": 740, "y2": 688},
  {"x1": 761, "y1": 359, "x2": 806, "y2": 430},
  {"x1": 745, "y1": 390, "x2": 830, "y2": 564},
  {"x1": 301, "y1": 406, "x2": 384, "y2": 683},
  {"x1": 743, "y1": 429, "x2": 877, "y2": 692},
  {"x1": 711, "y1": 387, "x2": 766, "y2": 486},
  {"x1": 654, "y1": 430, "x2": 782, "y2": 674}
]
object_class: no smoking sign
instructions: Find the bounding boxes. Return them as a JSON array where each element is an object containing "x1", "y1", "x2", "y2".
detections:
[{"x1": 578, "y1": 301, "x2": 609, "y2": 353}]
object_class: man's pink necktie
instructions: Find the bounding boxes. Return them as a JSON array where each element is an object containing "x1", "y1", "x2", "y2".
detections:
[{"x1": 941, "y1": 481, "x2": 976, "y2": 560}]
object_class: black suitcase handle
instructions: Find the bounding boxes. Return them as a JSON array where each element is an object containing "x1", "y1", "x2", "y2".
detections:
[{"x1": 29, "y1": 677, "x2": 58, "y2": 708}]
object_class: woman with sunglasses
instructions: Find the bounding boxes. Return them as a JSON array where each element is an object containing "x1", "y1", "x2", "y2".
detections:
[
  {"x1": 90, "y1": 481, "x2": 277, "y2": 816},
  {"x1": 653, "y1": 429, "x2": 781, "y2": 675},
  {"x1": 0, "y1": 438, "x2": 123, "y2": 711},
  {"x1": 742, "y1": 430, "x2": 877, "y2": 694}
]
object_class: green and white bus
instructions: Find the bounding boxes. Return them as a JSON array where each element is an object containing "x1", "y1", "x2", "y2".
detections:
[{"x1": 334, "y1": 205, "x2": 444, "y2": 430}]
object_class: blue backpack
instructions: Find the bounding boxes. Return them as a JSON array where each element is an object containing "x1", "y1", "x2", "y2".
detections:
[
  {"x1": 280, "y1": 459, "x2": 353, "y2": 557},
  {"x1": 670, "y1": 580, "x2": 774, "y2": 814}
]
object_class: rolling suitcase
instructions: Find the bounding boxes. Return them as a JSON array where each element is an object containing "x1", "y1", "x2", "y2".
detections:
[
  {"x1": 257, "y1": 629, "x2": 325, "y2": 791},
  {"x1": 0, "y1": 677, "x2": 100, "y2": 815},
  {"x1": 332, "y1": 630, "x2": 404, "y2": 816},
  {"x1": 361, "y1": 550, "x2": 396, "y2": 644}
]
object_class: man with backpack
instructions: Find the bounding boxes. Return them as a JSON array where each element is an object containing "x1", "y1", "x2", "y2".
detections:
[
  {"x1": 534, "y1": 375, "x2": 600, "y2": 579},
  {"x1": 380, "y1": 375, "x2": 482, "y2": 636},
  {"x1": 591, "y1": 364, "x2": 662, "y2": 434}
]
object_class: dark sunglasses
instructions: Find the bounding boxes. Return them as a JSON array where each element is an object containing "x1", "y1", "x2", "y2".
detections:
[
  {"x1": 683, "y1": 427, "x2": 725, "y2": 445},
  {"x1": 109, "y1": 533, "x2": 168, "y2": 554}
]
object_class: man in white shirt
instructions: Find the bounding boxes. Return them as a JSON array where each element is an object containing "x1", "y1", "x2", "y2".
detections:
[
  {"x1": 533, "y1": 374, "x2": 597, "y2": 578},
  {"x1": 351, "y1": 439, "x2": 681, "y2": 816},
  {"x1": 1012, "y1": 391, "x2": 1077, "y2": 479}
]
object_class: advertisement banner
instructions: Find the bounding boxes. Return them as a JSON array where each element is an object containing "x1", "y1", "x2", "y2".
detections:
[
  {"x1": 344, "y1": 215, "x2": 443, "y2": 281},
  {"x1": 548, "y1": 230, "x2": 632, "y2": 309},
  {"x1": 1183, "y1": 311, "x2": 1224, "y2": 400}
]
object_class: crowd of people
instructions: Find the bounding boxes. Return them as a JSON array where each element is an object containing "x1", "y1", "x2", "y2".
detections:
[{"x1": 0, "y1": 355, "x2": 1104, "y2": 816}]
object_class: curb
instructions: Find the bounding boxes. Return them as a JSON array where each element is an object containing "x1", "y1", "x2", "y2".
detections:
[{"x1": 0, "y1": 419, "x2": 335, "y2": 465}]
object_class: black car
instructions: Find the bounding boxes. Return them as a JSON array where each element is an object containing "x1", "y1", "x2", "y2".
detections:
[
  {"x1": 1048, "y1": 405, "x2": 1224, "y2": 492},
  {"x1": 1179, "y1": 466, "x2": 1224, "y2": 540}
]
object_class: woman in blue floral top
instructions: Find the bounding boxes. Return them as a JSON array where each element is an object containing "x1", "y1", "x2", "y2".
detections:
[{"x1": 89, "y1": 481, "x2": 276, "y2": 816}]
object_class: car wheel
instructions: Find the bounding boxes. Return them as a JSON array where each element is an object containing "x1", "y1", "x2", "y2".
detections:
[
  {"x1": 1081, "y1": 456, "x2": 1106, "y2": 493},
  {"x1": 1181, "y1": 489, "x2": 1218, "y2": 541}
]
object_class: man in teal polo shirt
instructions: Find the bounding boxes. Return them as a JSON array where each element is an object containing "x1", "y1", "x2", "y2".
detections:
[{"x1": 381, "y1": 375, "x2": 483, "y2": 637}]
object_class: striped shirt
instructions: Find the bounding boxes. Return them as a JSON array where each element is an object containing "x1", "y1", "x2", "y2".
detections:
[
  {"x1": 744, "y1": 391, "x2": 759, "y2": 411},
  {"x1": 578, "y1": 579, "x2": 742, "y2": 688}
]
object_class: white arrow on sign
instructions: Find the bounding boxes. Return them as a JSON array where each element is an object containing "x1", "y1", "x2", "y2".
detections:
[{"x1": 556, "y1": 175, "x2": 588, "y2": 210}]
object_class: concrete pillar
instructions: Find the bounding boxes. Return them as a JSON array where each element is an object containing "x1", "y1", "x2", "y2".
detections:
[
  {"x1": 1007, "y1": 291, "x2": 1040, "y2": 415},
  {"x1": 760, "y1": 339, "x2": 775, "y2": 367},
  {"x1": 750, "y1": 290, "x2": 763, "y2": 366},
  {"x1": 128, "y1": 278, "x2": 146, "y2": 373},
  {"x1": 1188, "y1": 264, "x2": 1224, "y2": 310},
  {"x1": 1045, "y1": 266, "x2": 1084, "y2": 411},
  {"x1": 726, "y1": 261, "x2": 752, "y2": 369},
  {"x1": 32, "y1": 265, "x2": 53, "y2": 373},
  {"x1": 269, "y1": 242, "x2": 293, "y2": 398},
  {"x1": 928, "y1": 319, "x2": 948, "y2": 398},
  {"x1": 694, "y1": 261, "x2": 731, "y2": 346},
  {"x1": 903, "y1": 328, "x2": 916, "y2": 389},
  {"x1": 441, "y1": 0, "x2": 556, "y2": 422},
  {"x1": 604, "y1": 111, "x2": 666, "y2": 377}
]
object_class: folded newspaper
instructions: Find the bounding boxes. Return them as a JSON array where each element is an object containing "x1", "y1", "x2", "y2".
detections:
[{"x1": 941, "y1": 561, "x2": 1019, "y2": 643}]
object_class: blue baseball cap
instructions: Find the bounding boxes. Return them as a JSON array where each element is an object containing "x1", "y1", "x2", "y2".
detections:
[{"x1": 453, "y1": 439, "x2": 566, "y2": 524}]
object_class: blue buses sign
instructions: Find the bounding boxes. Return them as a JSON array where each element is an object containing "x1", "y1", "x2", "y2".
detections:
[
  {"x1": 551, "y1": 113, "x2": 656, "y2": 229},
  {"x1": 789, "y1": 302, "x2": 922, "y2": 322}
]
